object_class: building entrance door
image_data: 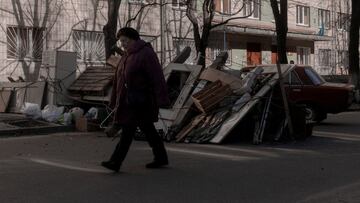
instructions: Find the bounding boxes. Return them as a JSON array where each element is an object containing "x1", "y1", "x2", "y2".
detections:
[
  {"x1": 271, "y1": 45, "x2": 277, "y2": 64},
  {"x1": 247, "y1": 43, "x2": 261, "y2": 65}
]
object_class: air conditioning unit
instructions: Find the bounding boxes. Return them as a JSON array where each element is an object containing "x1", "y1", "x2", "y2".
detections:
[{"x1": 41, "y1": 50, "x2": 77, "y2": 106}]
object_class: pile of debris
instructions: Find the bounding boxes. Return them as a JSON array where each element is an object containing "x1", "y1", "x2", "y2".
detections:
[
  {"x1": 0, "y1": 48, "x2": 312, "y2": 143},
  {"x1": 156, "y1": 51, "x2": 313, "y2": 144}
]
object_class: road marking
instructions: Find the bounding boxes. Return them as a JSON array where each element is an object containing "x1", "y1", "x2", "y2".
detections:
[
  {"x1": 137, "y1": 146, "x2": 259, "y2": 161},
  {"x1": 314, "y1": 130, "x2": 360, "y2": 141},
  {"x1": 189, "y1": 144, "x2": 280, "y2": 158},
  {"x1": 27, "y1": 158, "x2": 109, "y2": 173}
]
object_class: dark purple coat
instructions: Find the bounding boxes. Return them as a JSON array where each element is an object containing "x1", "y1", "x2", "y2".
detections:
[{"x1": 109, "y1": 40, "x2": 170, "y2": 125}]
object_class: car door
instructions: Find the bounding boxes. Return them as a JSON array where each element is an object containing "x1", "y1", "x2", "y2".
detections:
[{"x1": 284, "y1": 69, "x2": 305, "y2": 103}]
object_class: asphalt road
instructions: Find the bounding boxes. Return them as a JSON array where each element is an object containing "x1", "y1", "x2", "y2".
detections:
[{"x1": 1, "y1": 112, "x2": 360, "y2": 203}]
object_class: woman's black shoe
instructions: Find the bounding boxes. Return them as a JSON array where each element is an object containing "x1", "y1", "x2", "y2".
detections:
[
  {"x1": 101, "y1": 161, "x2": 121, "y2": 172},
  {"x1": 146, "y1": 160, "x2": 168, "y2": 169}
]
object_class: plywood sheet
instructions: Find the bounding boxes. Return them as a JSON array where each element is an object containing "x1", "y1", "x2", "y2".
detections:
[
  {"x1": 199, "y1": 68, "x2": 243, "y2": 91},
  {"x1": 0, "y1": 90, "x2": 12, "y2": 112}
]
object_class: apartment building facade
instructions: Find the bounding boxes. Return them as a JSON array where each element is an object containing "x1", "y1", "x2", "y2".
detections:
[
  {"x1": 0, "y1": 0, "x2": 352, "y2": 82},
  {"x1": 209, "y1": 0, "x2": 351, "y2": 75}
]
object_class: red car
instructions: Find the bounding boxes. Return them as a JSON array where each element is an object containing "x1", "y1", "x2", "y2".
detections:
[
  {"x1": 283, "y1": 65, "x2": 353, "y2": 122},
  {"x1": 242, "y1": 65, "x2": 354, "y2": 122}
]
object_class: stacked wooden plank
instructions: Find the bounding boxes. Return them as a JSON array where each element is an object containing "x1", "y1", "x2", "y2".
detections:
[
  {"x1": 68, "y1": 66, "x2": 115, "y2": 93},
  {"x1": 192, "y1": 80, "x2": 232, "y2": 113}
]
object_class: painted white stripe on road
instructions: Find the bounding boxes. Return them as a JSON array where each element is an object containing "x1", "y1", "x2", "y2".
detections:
[
  {"x1": 166, "y1": 147, "x2": 258, "y2": 161},
  {"x1": 314, "y1": 130, "x2": 360, "y2": 141},
  {"x1": 27, "y1": 158, "x2": 109, "y2": 173},
  {"x1": 192, "y1": 144, "x2": 280, "y2": 158}
]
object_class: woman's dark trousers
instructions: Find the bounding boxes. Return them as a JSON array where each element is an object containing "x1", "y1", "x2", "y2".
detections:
[{"x1": 110, "y1": 122, "x2": 168, "y2": 165}]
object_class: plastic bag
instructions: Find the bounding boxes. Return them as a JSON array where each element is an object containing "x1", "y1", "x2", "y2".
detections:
[
  {"x1": 69, "y1": 107, "x2": 84, "y2": 121},
  {"x1": 20, "y1": 103, "x2": 42, "y2": 119},
  {"x1": 58, "y1": 112, "x2": 72, "y2": 126},
  {"x1": 41, "y1": 104, "x2": 64, "y2": 123},
  {"x1": 85, "y1": 107, "x2": 98, "y2": 120}
]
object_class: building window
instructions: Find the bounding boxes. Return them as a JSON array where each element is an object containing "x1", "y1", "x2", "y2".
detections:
[
  {"x1": 338, "y1": 50, "x2": 349, "y2": 68},
  {"x1": 173, "y1": 38, "x2": 197, "y2": 64},
  {"x1": 337, "y1": 13, "x2": 350, "y2": 31},
  {"x1": 212, "y1": 48, "x2": 232, "y2": 66},
  {"x1": 72, "y1": 30, "x2": 105, "y2": 62},
  {"x1": 6, "y1": 26, "x2": 44, "y2": 60},
  {"x1": 318, "y1": 9, "x2": 330, "y2": 29},
  {"x1": 244, "y1": 0, "x2": 260, "y2": 19},
  {"x1": 297, "y1": 47, "x2": 311, "y2": 65},
  {"x1": 215, "y1": 0, "x2": 231, "y2": 14},
  {"x1": 296, "y1": 5, "x2": 310, "y2": 26},
  {"x1": 318, "y1": 49, "x2": 331, "y2": 66},
  {"x1": 172, "y1": 0, "x2": 186, "y2": 9}
]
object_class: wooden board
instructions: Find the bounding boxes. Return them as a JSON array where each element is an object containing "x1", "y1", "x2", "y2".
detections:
[
  {"x1": 0, "y1": 90, "x2": 12, "y2": 112},
  {"x1": 192, "y1": 81, "x2": 232, "y2": 113},
  {"x1": 175, "y1": 114, "x2": 206, "y2": 142},
  {"x1": 155, "y1": 63, "x2": 202, "y2": 134},
  {"x1": 199, "y1": 68, "x2": 243, "y2": 91},
  {"x1": 172, "y1": 80, "x2": 207, "y2": 127},
  {"x1": 210, "y1": 65, "x2": 294, "y2": 144},
  {"x1": 68, "y1": 66, "x2": 114, "y2": 93}
]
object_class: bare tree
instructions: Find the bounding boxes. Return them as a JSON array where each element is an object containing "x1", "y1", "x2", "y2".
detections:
[
  {"x1": 185, "y1": 0, "x2": 253, "y2": 67},
  {"x1": 103, "y1": 0, "x2": 121, "y2": 59},
  {"x1": 103, "y1": 0, "x2": 160, "y2": 59},
  {"x1": 0, "y1": 0, "x2": 63, "y2": 81},
  {"x1": 349, "y1": 0, "x2": 360, "y2": 89},
  {"x1": 270, "y1": 0, "x2": 288, "y2": 64}
]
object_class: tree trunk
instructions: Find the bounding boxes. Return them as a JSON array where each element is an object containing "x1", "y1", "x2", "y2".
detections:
[
  {"x1": 197, "y1": 47, "x2": 206, "y2": 67},
  {"x1": 349, "y1": 0, "x2": 360, "y2": 89},
  {"x1": 271, "y1": 0, "x2": 288, "y2": 64},
  {"x1": 103, "y1": 0, "x2": 121, "y2": 59}
]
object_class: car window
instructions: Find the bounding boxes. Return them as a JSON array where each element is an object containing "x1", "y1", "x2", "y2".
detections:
[
  {"x1": 290, "y1": 71, "x2": 302, "y2": 85},
  {"x1": 284, "y1": 71, "x2": 302, "y2": 85},
  {"x1": 304, "y1": 67, "x2": 325, "y2": 85}
]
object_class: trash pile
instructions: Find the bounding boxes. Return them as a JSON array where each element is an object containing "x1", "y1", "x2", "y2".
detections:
[
  {"x1": 0, "y1": 48, "x2": 312, "y2": 143},
  {"x1": 156, "y1": 52, "x2": 313, "y2": 144}
]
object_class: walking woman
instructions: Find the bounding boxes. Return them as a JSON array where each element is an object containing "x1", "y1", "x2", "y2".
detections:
[{"x1": 101, "y1": 27, "x2": 170, "y2": 172}]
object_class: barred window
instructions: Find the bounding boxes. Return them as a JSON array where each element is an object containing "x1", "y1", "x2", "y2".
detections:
[
  {"x1": 318, "y1": 49, "x2": 331, "y2": 66},
  {"x1": 6, "y1": 26, "x2": 44, "y2": 60},
  {"x1": 244, "y1": 0, "x2": 261, "y2": 19},
  {"x1": 72, "y1": 30, "x2": 105, "y2": 62}
]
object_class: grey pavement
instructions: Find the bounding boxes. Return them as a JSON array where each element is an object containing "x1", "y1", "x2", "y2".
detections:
[{"x1": 1, "y1": 112, "x2": 360, "y2": 202}]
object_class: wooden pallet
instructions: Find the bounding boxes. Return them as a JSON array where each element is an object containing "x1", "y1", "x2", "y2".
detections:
[
  {"x1": 68, "y1": 66, "x2": 114, "y2": 93},
  {"x1": 191, "y1": 80, "x2": 232, "y2": 113}
]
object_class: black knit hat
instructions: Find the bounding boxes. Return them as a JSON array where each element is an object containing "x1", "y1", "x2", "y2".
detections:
[{"x1": 117, "y1": 27, "x2": 140, "y2": 40}]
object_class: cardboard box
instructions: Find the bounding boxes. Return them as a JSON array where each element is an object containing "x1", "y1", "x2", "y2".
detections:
[{"x1": 75, "y1": 117, "x2": 100, "y2": 132}]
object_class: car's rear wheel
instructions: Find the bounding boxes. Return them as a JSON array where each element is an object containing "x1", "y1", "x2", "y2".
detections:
[
  {"x1": 305, "y1": 105, "x2": 316, "y2": 122},
  {"x1": 304, "y1": 105, "x2": 327, "y2": 123}
]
